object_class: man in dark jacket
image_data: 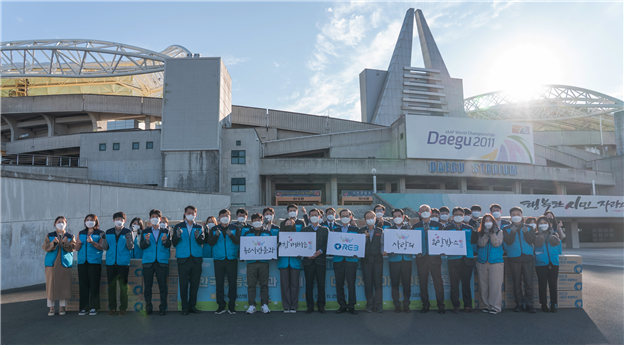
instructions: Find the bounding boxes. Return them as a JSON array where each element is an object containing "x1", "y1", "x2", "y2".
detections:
[
  {"x1": 360, "y1": 210, "x2": 384, "y2": 313},
  {"x1": 413, "y1": 204, "x2": 445, "y2": 314},
  {"x1": 301, "y1": 208, "x2": 329, "y2": 314}
]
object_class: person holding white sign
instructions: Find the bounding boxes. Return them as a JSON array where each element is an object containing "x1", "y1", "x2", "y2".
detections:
[
  {"x1": 333, "y1": 209, "x2": 360, "y2": 315},
  {"x1": 244, "y1": 213, "x2": 272, "y2": 315},
  {"x1": 278, "y1": 218, "x2": 301, "y2": 314},
  {"x1": 360, "y1": 211, "x2": 384, "y2": 313},
  {"x1": 386, "y1": 208, "x2": 413, "y2": 313},
  {"x1": 443, "y1": 207, "x2": 479, "y2": 314},
  {"x1": 301, "y1": 209, "x2": 329, "y2": 314},
  {"x1": 412, "y1": 204, "x2": 445, "y2": 314}
]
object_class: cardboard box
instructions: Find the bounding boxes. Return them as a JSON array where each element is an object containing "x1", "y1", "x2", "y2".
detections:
[
  {"x1": 127, "y1": 277, "x2": 143, "y2": 295},
  {"x1": 100, "y1": 294, "x2": 144, "y2": 311},
  {"x1": 547, "y1": 291, "x2": 583, "y2": 308},
  {"x1": 168, "y1": 259, "x2": 178, "y2": 277},
  {"x1": 558, "y1": 255, "x2": 582, "y2": 274},
  {"x1": 557, "y1": 273, "x2": 582, "y2": 291}
]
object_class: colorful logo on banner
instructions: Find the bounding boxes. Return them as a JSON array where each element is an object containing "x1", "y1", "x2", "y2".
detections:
[{"x1": 252, "y1": 240, "x2": 265, "y2": 247}]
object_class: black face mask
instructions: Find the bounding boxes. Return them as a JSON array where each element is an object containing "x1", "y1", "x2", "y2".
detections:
[{"x1": 282, "y1": 226, "x2": 296, "y2": 232}]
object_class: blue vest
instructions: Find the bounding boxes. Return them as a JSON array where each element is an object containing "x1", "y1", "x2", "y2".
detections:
[
  {"x1": 387, "y1": 224, "x2": 412, "y2": 262},
  {"x1": 277, "y1": 226, "x2": 302, "y2": 270},
  {"x1": 202, "y1": 228, "x2": 213, "y2": 258},
  {"x1": 502, "y1": 224, "x2": 535, "y2": 258},
  {"x1": 173, "y1": 222, "x2": 204, "y2": 259},
  {"x1": 105, "y1": 228, "x2": 132, "y2": 266},
  {"x1": 332, "y1": 224, "x2": 360, "y2": 263},
  {"x1": 244, "y1": 228, "x2": 272, "y2": 263},
  {"x1": 535, "y1": 231, "x2": 560, "y2": 266},
  {"x1": 477, "y1": 231, "x2": 504, "y2": 264},
  {"x1": 131, "y1": 234, "x2": 143, "y2": 259},
  {"x1": 211, "y1": 223, "x2": 239, "y2": 260},
  {"x1": 77, "y1": 229, "x2": 104, "y2": 265},
  {"x1": 446, "y1": 225, "x2": 474, "y2": 260},
  {"x1": 141, "y1": 228, "x2": 171, "y2": 265},
  {"x1": 45, "y1": 232, "x2": 74, "y2": 267}
]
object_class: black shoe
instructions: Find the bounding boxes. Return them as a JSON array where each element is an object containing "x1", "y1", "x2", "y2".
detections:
[
  {"x1": 541, "y1": 305, "x2": 550, "y2": 313},
  {"x1": 551, "y1": 306, "x2": 557, "y2": 313},
  {"x1": 438, "y1": 308, "x2": 446, "y2": 314},
  {"x1": 403, "y1": 306, "x2": 411, "y2": 313},
  {"x1": 336, "y1": 307, "x2": 347, "y2": 314},
  {"x1": 189, "y1": 307, "x2": 202, "y2": 314},
  {"x1": 513, "y1": 305, "x2": 523, "y2": 312},
  {"x1": 420, "y1": 307, "x2": 429, "y2": 313},
  {"x1": 376, "y1": 309, "x2": 384, "y2": 313},
  {"x1": 348, "y1": 308, "x2": 358, "y2": 315},
  {"x1": 365, "y1": 308, "x2": 373, "y2": 313},
  {"x1": 318, "y1": 307, "x2": 326, "y2": 314},
  {"x1": 526, "y1": 307, "x2": 536, "y2": 314},
  {"x1": 394, "y1": 307, "x2": 401, "y2": 313},
  {"x1": 145, "y1": 309, "x2": 153, "y2": 315},
  {"x1": 305, "y1": 308, "x2": 314, "y2": 314},
  {"x1": 452, "y1": 307, "x2": 460, "y2": 314},
  {"x1": 159, "y1": 310, "x2": 166, "y2": 316},
  {"x1": 181, "y1": 311, "x2": 188, "y2": 316}
]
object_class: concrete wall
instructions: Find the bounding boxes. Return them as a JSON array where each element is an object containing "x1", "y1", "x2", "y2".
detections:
[
  {"x1": 80, "y1": 130, "x2": 162, "y2": 185},
  {"x1": 534, "y1": 130, "x2": 615, "y2": 147},
  {"x1": 5, "y1": 134, "x2": 81, "y2": 155},
  {"x1": 162, "y1": 151, "x2": 220, "y2": 192},
  {"x1": 589, "y1": 155, "x2": 624, "y2": 195},
  {"x1": 1, "y1": 164, "x2": 87, "y2": 179},
  {"x1": 221, "y1": 128, "x2": 261, "y2": 205},
  {"x1": 0, "y1": 170, "x2": 230, "y2": 290}
]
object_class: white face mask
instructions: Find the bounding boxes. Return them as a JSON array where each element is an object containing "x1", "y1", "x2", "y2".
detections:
[
  {"x1": 511, "y1": 216, "x2": 523, "y2": 223},
  {"x1": 528, "y1": 223, "x2": 537, "y2": 229},
  {"x1": 288, "y1": 211, "x2": 297, "y2": 218},
  {"x1": 159, "y1": 223, "x2": 167, "y2": 229},
  {"x1": 132, "y1": 225, "x2": 139, "y2": 231},
  {"x1": 463, "y1": 216, "x2": 471, "y2": 223},
  {"x1": 56, "y1": 222, "x2": 66, "y2": 231},
  {"x1": 252, "y1": 221, "x2": 263, "y2": 228},
  {"x1": 309, "y1": 216, "x2": 319, "y2": 224},
  {"x1": 207, "y1": 223, "x2": 216, "y2": 229},
  {"x1": 237, "y1": 216, "x2": 246, "y2": 223},
  {"x1": 150, "y1": 218, "x2": 160, "y2": 226},
  {"x1": 492, "y1": 211, "x2": 502, "y2": 219},
  {"x1": 440, "y1": 214, "x2": 449, "y2": 221},
  {"x1": 431, "y1": 217, "x2": 439, "y2": 222},
  {"x1": 340, "y1": 217, "x2": 350, "y2": 224},
  {"x1": 186, "y1": 214, "x2": 195, "y2": 222},
  {"x1": 453, "y1": 215, "x2": 464, "y2": 223},
  {"x1": 114, "y1": 220, "x2": 124, "y2": 228},
  {"x1": 264, "y1": 215, "x2": 273, "y2": 221},
  {"x1": 326, "y1": 215, "x2": 335, "y2": 221},
  {"x1": 85, "y1": 221, "x2": 95, "y2": 228},
  {"x1": 472, "y1": 211, "x2": 481, "y2": 218},
  {"x1": 420, "y1": 211, "x2": 431, "y2": 219},
  {"x1": 393, "y1": 217, "x2": 403, "y2": 225},
  {"x1": 375, "y1": 212, "x2": 383, "y2": 218},
  {"x1": 366, "y1": 219, "x2": 376, "y2": 226},
  {"x1": 484, "y1": 222, "x2": 493, "y2": 229},
  {"x1": 539, "y1": 224, "x2": 549, "y2": 231},
  {"x1": 220, "y1": 217, "x2": 230, "y2": 224}
]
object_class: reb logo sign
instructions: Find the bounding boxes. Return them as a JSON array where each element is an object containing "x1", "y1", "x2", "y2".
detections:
[
  {"x1": 327, "y1": 232, "x2": 365, "y2": 258},
  {"x1": 333, "y1": 243, "x2": 358, "y2": 251}
]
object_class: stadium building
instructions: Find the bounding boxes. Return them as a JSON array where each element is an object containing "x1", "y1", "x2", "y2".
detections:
[{"x1": 2, "y1": 8, "x2": 623, "y2": 251}]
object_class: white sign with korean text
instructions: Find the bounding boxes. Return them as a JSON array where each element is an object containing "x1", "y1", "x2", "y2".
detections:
[
  {"x1": 327, "y1": 232, "x2": 366, "y2": 258},
  {"x1": 240, "y1": 236, "x2": 278, "y2": 260},
  {"x1": 428, "y1": 230, "x2": 468, "y2": 256},
  {"x1": 383, "y1": 229, "x2": 422, "y2": 255},
  {"x1": 278, "y1": 232, "x2": 316, "y2": 257}
]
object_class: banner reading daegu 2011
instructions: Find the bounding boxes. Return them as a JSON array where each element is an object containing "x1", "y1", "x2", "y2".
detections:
[{"x1": 405, "y1": 115, "x2": 535, "y2": 164}]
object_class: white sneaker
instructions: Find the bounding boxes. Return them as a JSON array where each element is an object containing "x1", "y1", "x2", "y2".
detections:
[
  {"x1": 489, "y1": 310, "x2": 498, "y2": 314},
  {"x1": 228, "y1": 309, "x2": 237, "y2": 315},
  {"x1": 89, "y1": 309, "x2": 97, "y2": 316},
  {"x1": 78, "y1": 310, "x2": 87, "y2": 316},
  {"x1": 246, "y1": 305, "x2": 256, "y2": 314},
  {"x1": 481, "y1": 308, "x2": 490, "y2": 313},
  {"x1": 261, "y1": 304, "x2": 271, "y2": 314},
  {"x1": 284, "y1": 310, "x2": 289, "y2": 314},
  {"x1": 48, "y1": 308, "x2": 55, "y2": 316},
  {"x1": 289, "y1": 309, "x2": 296, "y2": 314},
  {"x1": 215, "y1": 309, "x2": 227, "y2": 315}
]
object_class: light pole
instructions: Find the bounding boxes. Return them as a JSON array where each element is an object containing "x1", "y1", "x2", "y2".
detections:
[{"x1": 372, "y1": 168, "x2": 377, "y2": 193}]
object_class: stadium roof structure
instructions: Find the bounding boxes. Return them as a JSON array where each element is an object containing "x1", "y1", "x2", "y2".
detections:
[
  {"x1": 1, "y1": 39, "x2": 191, "y2": 97},
  {"x1": 464, "y1": 85, "x2": 624, "y2": 131}
]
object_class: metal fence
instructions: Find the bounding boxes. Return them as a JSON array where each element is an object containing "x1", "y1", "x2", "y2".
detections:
[{"x1": 1, "y1": 154, "x2": 86, "y2": 167}]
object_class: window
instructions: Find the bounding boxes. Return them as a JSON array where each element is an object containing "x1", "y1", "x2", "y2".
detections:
[
  {"x1": 236, "y1": 140, "x2": 241, "y2": 146},
  {"x1": 132, "y1": 142, "x2": 139, "y2": 150},
  {"x1": 231, "y1": 178, "x2": 246, "y2": 192},
  {"x1": 113, "y1": 143, "x2": 120, "y2": 151},
  {"x1": 99, "y1": 143, "x2": 106, "y2": 151},
  {"x1": 231, "y1": 150, "x2": 246, "y2": 164},
  {"x1": 230, "y1": 203, "x2": 246, "y2": 207},
  {"x1": 400, "y1": 133, "x2": 404, "y2": 140},
  {"x1": 146, "y1": 141, "x2": 154, "y2": 149}
]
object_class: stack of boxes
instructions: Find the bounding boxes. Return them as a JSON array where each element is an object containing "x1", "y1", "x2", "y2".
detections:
[{"x1": 474, "y1": 255, "x2": 583, "y2": 309}]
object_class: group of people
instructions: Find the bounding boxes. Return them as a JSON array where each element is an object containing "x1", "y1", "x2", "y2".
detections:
[{"x1": 43, "y1": 203, "x2": 565, "y2": 317}]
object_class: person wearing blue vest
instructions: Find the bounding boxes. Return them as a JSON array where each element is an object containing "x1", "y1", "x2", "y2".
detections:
[
  {"x1": 444, "y1": 207, "x2": 479, "y2": 314},
  {"x1": 103, "y1": 211, "x2": 134, "y2": 316},
  {"x1": 202, "y1": 216, "x2": 217, "y2": 258},
  {"x1": 129, "y1": 217, "x2": 144, "y2": 260},
  {"x1": 534, "y1": 215, "x2": 561, "y2": 313},
  {"x1": 413, "y1": 204, "x2": 445, "y2": 314},
  {"x1": 75, "y1": 214, "x2": 105, "y2": 316},
  {"x1": 277, "y1": 217, "x2": 301, "y2": 314},
  {"x1": 545, "y1": 211, "x2": 565, "y2": 254},
  {"x1": 262, "y1": 207, "x2": 280, "y2": 236},
  {"x1": 244, "y1": 213, "x2": 273, "y2": 314},
  {"x1": 502, "y1": 206, "x2": 537, "y2": 313},
  {"x1": 43, "y1": 216, "x2": 76, "y2": 316},
  {"x1": 172, "y1": 205, "x2": 205, "y2": 316},
  {"x1": 301, "y1": 209, "x2": 329, "y2": 314},
  {"x1": 489, "y1": 204, "x2": 510, "y2": 229},
  {"x1": 280, "y1": 204, "x2": 306, "y2": 230},
  {"x1": 207, "y1": 208, "x2": 241, "y2": 315},
  {"x1": 373, "y1": 204, "x2": 392, "y2": 229},
  {"x1": 387, "y1": 208, "x2": 413, "y2": 313},
  {"x1": 468, "y1": 205, "x2": 482, "y2": 231},
  {"x1": 360, "y1": 210, "x2": 384, "y2": 313},
  {"x1": 333, "y1": 209, "x2": 360, "y2": 315},
  {"x1": 476, "y1": 213, "x2": 505, "y2": 314},
  {"x1": 140, "y1": 209, "x2": 172, "y2": 316},
  {"x1": 439, "y1": 206, "x2": 451, "y2": 228},
  {"x1": 235, "y1": 208, "x2": 250, "y2": 259}
]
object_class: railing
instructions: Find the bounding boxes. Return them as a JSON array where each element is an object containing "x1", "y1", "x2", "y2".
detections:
[{"x1": 1, "y1": 154, "x2": 87, "y2": 167}]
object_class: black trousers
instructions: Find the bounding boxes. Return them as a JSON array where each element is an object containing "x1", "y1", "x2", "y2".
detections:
[
  {"x1": 304, "y1": 263, "x2": 326, "y2": 309},
  {"x1": 448, "y1": 258, "x2": 474, "y2": 308},
  {"x1": 143, "y1": 263, "x2": 169, "y2": 312},
  {"x1": 214, "y1": 259, "x2": 238, "y2": 311},
  {"x1": 178, "y1": 257, "x2": 202, "y2": 312},
  {"x1": 536, "y1": 265, "x2": 559, "y2": 307},
  {"x1": 334, "y1": 260, "x2": 357, "y2": 309},
  {"x1": 510, "y1": 260, "x2": 535, "y2": 308},
  {"x1": 389, "y1": 260, "x2": 412, "y2": 309},
  {"x1": 78, "y1": 262, "x2": 101, "y2": 311},
  {"x1": 416, "y1": 256, "x2": 445, "y2": 310},
  {"x1": 361, "y1": 262, "x2": 383, "y2": 311},
  {"x1": 106, "y1": 264, "x2": 129, "y2": 311}
]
